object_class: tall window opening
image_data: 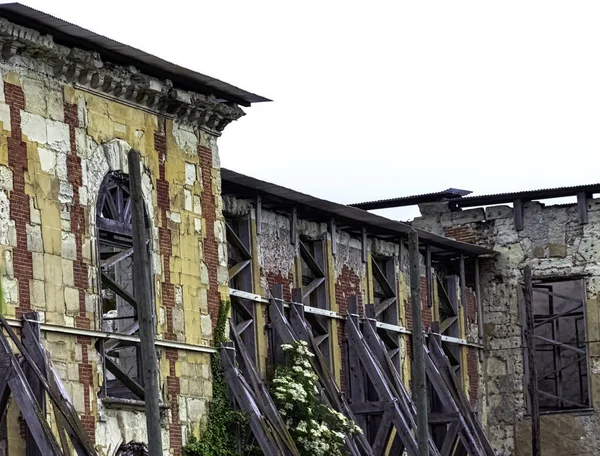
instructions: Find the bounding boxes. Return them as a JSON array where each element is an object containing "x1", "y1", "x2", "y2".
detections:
[
  {"x1": 525, "y1": 278, "x2": 590, "y2": 412},
  {"x1": 97, "y1": 172, "x2": 150, "y2": 400}
]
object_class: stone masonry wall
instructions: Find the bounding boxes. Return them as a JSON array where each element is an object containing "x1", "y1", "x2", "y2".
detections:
[
  {"x1": 0, "y1": 55, "x2": 227, "y2": 454},
  {"x1": 414, "y1": 199, "x2": 600, "y2": 456}
]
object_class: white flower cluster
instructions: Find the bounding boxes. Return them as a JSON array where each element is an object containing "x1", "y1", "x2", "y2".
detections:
[{"x1": 271, "y1": 340, "x2": 363, "y2": 456}]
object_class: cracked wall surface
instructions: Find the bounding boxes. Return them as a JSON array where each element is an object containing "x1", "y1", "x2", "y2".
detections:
[
  {"x1": 414, "y1": 199, "x2": 600, "y2": 456},
  {"x1": 0, "y1": 25, "x2": 232, "y2": 454}
]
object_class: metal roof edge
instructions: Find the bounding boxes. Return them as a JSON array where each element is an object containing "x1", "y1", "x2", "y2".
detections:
[
  {"x1": 0, "y1": 3, "x2": 270, "y2": 106},
  {"x1": 221, "y1": 168, "x2": 496, "y2": 257}
]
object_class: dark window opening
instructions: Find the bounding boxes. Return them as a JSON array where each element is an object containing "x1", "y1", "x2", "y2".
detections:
[
  {"x1": 527, "y1": 278, "x2": 590, "y2": 412},
  {"x1": 97, "y1": 172, "x2": 150, "y2": 400}
]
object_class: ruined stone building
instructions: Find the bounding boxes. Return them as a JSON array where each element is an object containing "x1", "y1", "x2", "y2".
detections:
[{"x1": 0, "y1": 3, "x2": 594, "y2": 456}]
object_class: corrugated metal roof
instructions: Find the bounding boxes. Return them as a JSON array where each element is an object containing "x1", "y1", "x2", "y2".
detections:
[
  {"x1": 0, "y1": 3, "x2": 270, "y2": 107},
  {"x1": 350, "y1": 188, "x2": 472, "y2": 210},
  {"x1": 452, "y1": 183, "x2": 600, "y2": 208},
  {"x1": 221, "y1": 169, "x2": 495, "y2": 257}
]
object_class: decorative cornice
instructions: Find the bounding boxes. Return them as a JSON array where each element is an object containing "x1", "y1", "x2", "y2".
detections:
[{"x1": 0, "y1": 18, "x2": 245, "y2": 135}]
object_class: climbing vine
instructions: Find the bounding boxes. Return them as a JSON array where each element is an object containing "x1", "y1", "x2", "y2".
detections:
[{"x1": 183, "y1": 300, "x2": 253, "y2": 456}]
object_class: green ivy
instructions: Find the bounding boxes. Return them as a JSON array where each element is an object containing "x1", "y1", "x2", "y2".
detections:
[{"x1": 183, "y1": 300, "x2": 252, "y2": 456}]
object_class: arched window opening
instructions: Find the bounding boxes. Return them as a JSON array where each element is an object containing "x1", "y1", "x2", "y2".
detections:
[{"x1": 97, "y1": 171, "x2": 150, "y2": 400}]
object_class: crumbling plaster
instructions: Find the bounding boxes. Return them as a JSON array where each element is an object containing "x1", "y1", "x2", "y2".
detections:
[
  {"x1": 0, "y1": 46, "x2": 227, "y2": 453},
  {"x1": 414, "y1": 199, "x2": 600, "y2": 456}
]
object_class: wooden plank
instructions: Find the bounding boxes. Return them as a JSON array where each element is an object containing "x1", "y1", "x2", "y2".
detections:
[
  {"x1": 256, "y1": 194, "x2": 262, "y2": 235},
  {"x1": 350, "y1": 401, "x2": 393, "y2": 415},
  {"x1": 362, "y1": 227, "x2": 368, "y2": 263},
  {"x1": 299, "y1": 241, "x2": 325, "y2": 278},
  {"x1": 577, "y1": 191, "x2": 588, "y2": 225},
  {"x1": 440, "y1": 317, "x2": 459, "y2": 334},
  {"x1": 22, "y1": 313, "x2": 45, "y2": 456},
  {"x1": 330, "y1": 217, "x2": 337, "y2": 255},
  {"x1": 128, "y1": 148, "x2": 163, "y2": 456},
  {"x1": 302, "y1": 277, "x2": 325, "y2": 300},
  {"x1": 440, "y1": 420, "x2": 460, "y2": 456},
  {"x1": 409, "y1": 230, "x2": 428, "y2": 456},
  {"x1": 229, "y1": 259, "x2": 251, "y2": 280},
  {"x1": 475, "y1": 257, "x2": 484, "y2": 361},
  {"x1": 371, "y1": 411, "x2": 393, "y2": 456},
  {"x1": 229, "y1": 330, "x2": 299, "y2": 452},
  {"x1": 291, "y1": 207, "x2": 297, "y2": 245},
  {"x1": 0, "y1": 318, "x2": 97, "y2": 455},
  {"x1": 105, "y1": 358, "x2": 145, "y2": 400},
  {"x1": 225, "y1": 221, "x2": 252, "y2": 260},
  {"x1": 269, "y1": 299, "x2": 373, "y2": 456},
  {"x1": 514, "y1": 199, "x2": 524, "y2": 231},
  {"x1": 372, "y1": 260, "x2": 395, "y2": 298},
  {"x1": 530, "y1": 286, "x2": 584, "y2": 304},
  {"x1": 346, "y1": 317, "x2": 419, "y2": 455},
  {"x1": 101, "y1": 273, "x2": 138, "y2": 309},
  {"x1": 426, "y1": 246, "x2": 433, "y2": 308},
  {"x1": 96, "y1": 216, "x2": 133, "y2": 236},
  {"x1": 8, "y1": 374, "x2": 62, "y2": 456},
  {"x1": 220, "y1": 346, "x2": 289, "y2": 456},
  {"x1": 100, "y1": 247, "x2": 134, "y2": 268}
]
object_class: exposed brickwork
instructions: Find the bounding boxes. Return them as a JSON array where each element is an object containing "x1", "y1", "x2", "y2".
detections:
[
  {"x1": 76, "y1": 335, "x2": 95, "y2": 442},
  {"x1": 65, "y1": 102, "x2": 90, "y2": 330},
  {"x1": 335, "y1": 265, "x2": 362, "y2": 392},
  {"x1": 467, "y1": 347, "x2": 479, "y2": 406},
  {"x1": 264, "y1": 270, "x2": 293, "y2": 301},
  {"x1": 443, "y1": 226, "x2": 478, "y2": 244},
  {"x1": 155, "y1": 130, "x2": 177, "y2": 342},
  {"x1": 5, "y1": 83, "x2": 31, "y2": 319},
  {"x1": 155, "y1": 130, "x2": 182, "y2": 452},
  {"x1": 405, "y1": 277, "x2": 431, "y2": 331},
  {"x1": 198, "y1": 145, "x2": 220, "y2": 329},
  {"x1": 166, "y1": 348, "x2": 182, "y2": 455}
]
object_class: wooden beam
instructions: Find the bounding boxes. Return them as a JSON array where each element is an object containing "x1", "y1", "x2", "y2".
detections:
[
  {"x1": 100, "y1": 247, "x2": 134, "y2": 269},
  {"x1": 409, "y1": 229, "x2": 428, "y2": 456},
  {"x1": 475, "y1": 257, "x2": 484, "y2": 361},
  {"x1": 524, "y1": 265, "x2": 541, "y2": 456},
  {"x1": 290, "y1": 206, "x2": 297, "y2": 245},
  {"x1": 362, "y1": 227, "x2": 368, "y2": 263},
  {"x1": 577, "y1": 192, "x2": 588, "y2": 225},
  {"x1": 104, "y1": 358, "x2": 145, "y2": 400},
  {"x1": 22, "y1": 313, "x2": 45, "y2": 456},
  {"x1": 101, "y1": 273, "x2": 138, "y2": 310},
  {"x1": 225, "y1": 221, "x2": 252, "y2": 260},
  {"x1": 372, "y1": 260, "x2": 395, "y2": 298},
  {"x1": 514, "y1": 199, "x2": 524, "y2": 231},
  {"x1": 299, "y1": 241, "x2": 325, "y2": 278},
  {"x1": 229, "y1": 259, "x2": 251, "y2": 280},
  {"x1": 128, "y1": 148, "x2": 163, "y2": 456},
  {"x1": 256, "y1": 194, "x2": 262, "y2": 235},
  {"x1": 426, "y1": 246, "x2": 433, "y2": 308},
  {"x1": 330, "y1": 217, "x2": 337, "y2": 256}
]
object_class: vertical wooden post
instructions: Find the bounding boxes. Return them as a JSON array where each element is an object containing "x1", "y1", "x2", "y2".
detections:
[
  {"x1": 409, "y1": 229, "x2": 428, "y2": 456},
  {"x1": 475, "y1": 257, "x2": 485, "y2": 362},
  {"x1": 270, "y1": 285, "x2": 285, "y2": 365},
  {"x1": 524, "y1": 265, "x2": 541, "y2": 456},
  {"x1": 128, "y1": 149, "x2": 163, "y2": 456},
  {"x1": 22, "y1": 312, "x2": 44, "y2": 456}
]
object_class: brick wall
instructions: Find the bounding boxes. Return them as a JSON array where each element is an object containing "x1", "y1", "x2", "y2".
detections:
[
  {"x1": 5, "y1": 82, "x2": 31, "y2": 319},
  {"x1": 405, "y1": 276, "x2": 431, "y2": 331},
  {"x1": 335, "y1": 264, "x2": 362, "y2": 391},
  {"x1": 198, "y1": 145, "x2": 220, "y2": 329}
]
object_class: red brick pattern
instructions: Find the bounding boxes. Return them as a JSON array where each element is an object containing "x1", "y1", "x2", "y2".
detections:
[
  {"x1": 467, "y1": 347, "x2": 479, "y2": 406},
  {"x1": 64, "y1": 102, "x2": 90, "y2": 330},
  {"x1": 443, "y1": 226, "x2": 478, "y2": 244},
  {"x1": 198, "y1": 145, "x2": 220, "y2": 329},
  {"x1": 155, "y1": 130, "x2": 176, "y2": 342},
  {"x1": 76, "y1": 335, "x2": 95, "y2": 442},
  {"x1": 155, "y1": 130, "x2": 181, "y2": 452},
  {"x1": 335, "y1": 265, "x2": 362, "y2": 391},
  {"x1": 64, "y1": 103, "x2": 96, "y2": 442},
  {"x1": 405, "y1": 277, "x2": 431, "y2": 331},
  {"x1": 5, "y1": 83, "x2": 31, "y2": 319},
  {"x1": 166, "y1": 348, "x2": 182, "y2": 455},
  {"x1": 264, "y1": 270, "x2": 293, "y2": 301}
]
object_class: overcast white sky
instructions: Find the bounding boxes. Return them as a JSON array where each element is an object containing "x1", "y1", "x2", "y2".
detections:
[{"x1": 16, "y1": 0, "x2": 600, "y2": 220}]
